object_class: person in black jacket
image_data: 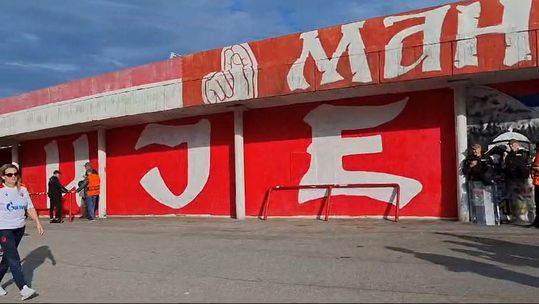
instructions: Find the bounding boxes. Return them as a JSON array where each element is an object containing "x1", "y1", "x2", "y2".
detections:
[
  {"x1": 504, "y1": 140, "x2": 531, "y2": 180},
  {"x1": 504, "y1": 139, "x2": 533, "y2": 225},
  {"x1": 463, "y1": 144, "x2": 495, "y2": 224},
  {"x1": 47, "y1": 170, "x2": 68, "y2": 223},
  {"x1": 463, "y1": 144, "x2": 492, "y2": 184}
]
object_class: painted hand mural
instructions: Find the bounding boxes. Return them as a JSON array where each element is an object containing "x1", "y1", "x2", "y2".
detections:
[
  {"x1": 300, "y1": 98, "x2": 422, "y2": 207},
  {"x1": 202, "y1": 43, "x2": 258, "y2": 104}
]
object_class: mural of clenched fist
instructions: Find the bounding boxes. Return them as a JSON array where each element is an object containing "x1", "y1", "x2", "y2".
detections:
[{"x1": 202, "y1": 43, "x2": 258, "y2": 104}]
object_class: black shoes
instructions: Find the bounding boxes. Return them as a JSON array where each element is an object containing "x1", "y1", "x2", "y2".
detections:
[{"x1": 49, "y1": 218, "x2": 64, "y2": 223}]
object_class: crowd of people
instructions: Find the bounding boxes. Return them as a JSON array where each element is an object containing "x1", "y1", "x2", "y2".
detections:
[
  {"x1": 0, "y1": 162, "x2": 100, "y2": 300},
  {"x1": 463, "y1": 139, "x2": 539, "y2": 226}
]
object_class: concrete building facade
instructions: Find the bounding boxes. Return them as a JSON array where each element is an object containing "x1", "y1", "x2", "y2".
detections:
[{"x1": 1, "y1": 0, "x2": 538, "y2": 221}]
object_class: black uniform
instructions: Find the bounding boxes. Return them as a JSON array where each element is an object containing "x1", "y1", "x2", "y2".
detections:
[
  {"x1": 47, "y1": 176, "x2": 68, "y2": 221},
  {"x1": 463, "y1": 154, "x2": 493, "y2": 184},
  {"x1": 504, "y1": 149, "x2": 531, "y2": 180}
]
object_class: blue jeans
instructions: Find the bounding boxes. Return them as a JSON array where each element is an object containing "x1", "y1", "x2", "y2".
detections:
[
  {"x1": 86, "y1": 196, "x2": 98, "y2": 220},
  {"x1": 0, "y1": 227, "x2": 27, "y2": 289}
]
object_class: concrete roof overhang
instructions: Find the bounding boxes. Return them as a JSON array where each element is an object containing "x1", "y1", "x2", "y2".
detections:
[{"x1": 1, "y1": 67, "x2": 538, "y2": 147}]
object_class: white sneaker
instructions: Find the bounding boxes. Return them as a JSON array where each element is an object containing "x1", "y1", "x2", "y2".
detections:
[
  {"x1": 0, "y1": 285, "x2": 6, "y2": 296},
  {"x1": 20, "y1": 285, "x2": 35, "y2": 300}
]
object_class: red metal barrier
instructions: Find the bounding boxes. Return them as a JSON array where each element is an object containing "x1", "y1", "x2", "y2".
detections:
[
  {"x1": 67, "y1": 191, "x2": 75, "y2": 223},
  {"x1": 261, "y1": 183, "x2": 401, "y2": 222},
  {"x1": 29, "y1": 191, "x2": 76, "y2": 223}
]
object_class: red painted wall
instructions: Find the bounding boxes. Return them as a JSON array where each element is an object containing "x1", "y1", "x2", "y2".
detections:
[
  {"x1": 20, "y1": 132, "x2": 98, "y2": 216},
  {"x1": 244, "y1": 89, "x2": 457, "y2": 218},
  {"x1": 17, "y1": 90, "x2": 456, "y2": 218},
  {"x1": 106, "y1": 113, "x2": 235, "y2": 216},
  {"x1": 182, "y1": 0, "x2": 539, "y2": 107}
]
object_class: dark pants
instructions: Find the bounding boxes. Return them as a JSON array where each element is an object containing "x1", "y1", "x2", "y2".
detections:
[
  {"x1": 0, "y1": 227, "x2": 26, "y2": 289},
  {"x1": 49, "y1": 195, "x2": 63, "y2": 220}
]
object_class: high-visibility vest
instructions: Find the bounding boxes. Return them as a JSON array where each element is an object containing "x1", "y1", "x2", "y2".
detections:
[{"x1": 87, "y1": 174, "x2": 100, "y2": 196}]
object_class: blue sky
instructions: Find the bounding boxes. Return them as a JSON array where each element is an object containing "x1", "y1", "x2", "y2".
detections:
[{"x1": 0, "y1": 0, "x2": 449, "y2": 98}]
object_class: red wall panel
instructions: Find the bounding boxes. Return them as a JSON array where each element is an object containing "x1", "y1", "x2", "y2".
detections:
[
  {"x1": 244, "y1": 89, "x2": 457, "y2": 218},
  {"x1": 20, "y1": 132, "x2": 98, "y2": 216},
  {"x1": 16, "y1": 90, "x2": 457, "y2": 219},
  {"x1": 106, "y1": 113, "x2": 235, "y2": 216}
]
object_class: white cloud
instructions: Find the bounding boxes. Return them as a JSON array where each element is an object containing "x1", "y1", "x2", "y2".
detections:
[
  {"x1": 20, "y1": 32, "x2": 40, "y2": 42},
  {"x1": 0, "y1": 0, "x2": 450, "y2": 97},
  {"x1": 3, "y1": 61, "x2": 79, "y2": 73}
]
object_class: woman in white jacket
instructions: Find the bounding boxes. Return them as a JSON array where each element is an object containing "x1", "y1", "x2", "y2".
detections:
[{"x1": 0, "y1": 164, "x2": 44, "y2": 300}]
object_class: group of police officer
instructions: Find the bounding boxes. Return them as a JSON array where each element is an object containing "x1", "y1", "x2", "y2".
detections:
[{"x1": 464, "y1": 139, "x2": 539, "y2": 227}]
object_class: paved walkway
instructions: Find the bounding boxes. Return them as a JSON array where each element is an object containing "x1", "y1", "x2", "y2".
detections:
[{"x1": 0, "y1": 217, "x2": 537, "y2": 302}]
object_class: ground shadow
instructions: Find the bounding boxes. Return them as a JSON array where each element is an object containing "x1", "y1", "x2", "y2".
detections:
[
  {"x1": 436, "y1": 232, "x2": 539, "y2": 268},
  {"x1": 386, "y1": 232, "x2": 539, "y2": 288},
  {"x1": 3, "y1": 246, "x2": 56, "y2": 288},
  {"x1": 387, "y1": 246, "x2": 539, "y2": 288}
]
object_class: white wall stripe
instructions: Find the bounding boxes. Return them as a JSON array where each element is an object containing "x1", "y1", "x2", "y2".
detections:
[{"x1": 0, "y1": 79, "x2": 183, "y2": 138}]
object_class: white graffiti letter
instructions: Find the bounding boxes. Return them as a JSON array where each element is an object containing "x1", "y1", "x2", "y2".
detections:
[
  {"x1": 287, "y1": 21, "x2": 373, "y2": 91},
  {"x1": 135, "y1": 120, "x2": 211, "y2": 209},
  {"x1": 384, "y1": 5, "x2": 450, "y2": 79},
  {"x1": 44, "y1": 134, "x2": 89, "y2": 207},
  {"x1": 301, "y1": 98, "x2": 422, "y2": 208},
  {"x1": 202, "y1": 43, "x2": 258, "y2": 104},
  {"x1": 455, "y1": 0, "x2": 532, "y2": 68}
]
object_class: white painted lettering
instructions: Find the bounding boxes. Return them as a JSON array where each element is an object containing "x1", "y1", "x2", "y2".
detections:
[
  {"x1": 44, "y1": 135, "x2": 90, "y2": 207},
  {"x1": 301, "y1": 99, "x2": 422, "y2": 208},
  {"x1": 287, "y1": 21, "x2": 373, "y2": 91},
  {"x1": 135, "y1": 120, "x2": 211, "y2": 209},
  {"x1": 384, "y1": 5, "x2": 451, "y2": 79},
  {"x1": 455, "y1": 0, "x2": 532, "y2": 68}
]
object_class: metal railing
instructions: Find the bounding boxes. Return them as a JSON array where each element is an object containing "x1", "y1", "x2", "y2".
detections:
[
  {"x1": 29, "y1": 191, "x2": 77, "y2": 223},
  {"x1": 261, "y1": 183, "x2": 401, "y2": 222}
]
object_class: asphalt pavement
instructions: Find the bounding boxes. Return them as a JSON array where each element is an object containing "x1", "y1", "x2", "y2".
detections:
[{"x1": 0, "y1": 217, "x2": 537, "y2": 303}]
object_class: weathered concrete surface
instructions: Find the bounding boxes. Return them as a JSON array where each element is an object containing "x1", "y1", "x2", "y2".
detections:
[{"x1": 0, "y1": 217, "x2": 538, "y2": 303}]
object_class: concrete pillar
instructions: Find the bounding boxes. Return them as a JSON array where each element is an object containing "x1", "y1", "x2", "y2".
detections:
[
  {"x1": 234, "y1": 109, "x2": 246, "y2": 220},
  {"x1": 98, "y1": 128, "x2": 107, "y2": 218},
  {"x1": 454, "y1": 86, "x2": 470, "y2": 222},
  {"x1": 11, "y1": 143, "x2": 19, "y2": 168}
]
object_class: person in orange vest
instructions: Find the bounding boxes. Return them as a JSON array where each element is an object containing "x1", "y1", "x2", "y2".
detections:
[
  {"x1": 76, "y1": 162, "x2": 93, "y2": 219},
  {"x1": 85, "y1": 169, "x2": 100, "y2": 221},
  {"x1": 531, "y1": 143, "x2": 539, "y2": 228}
]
